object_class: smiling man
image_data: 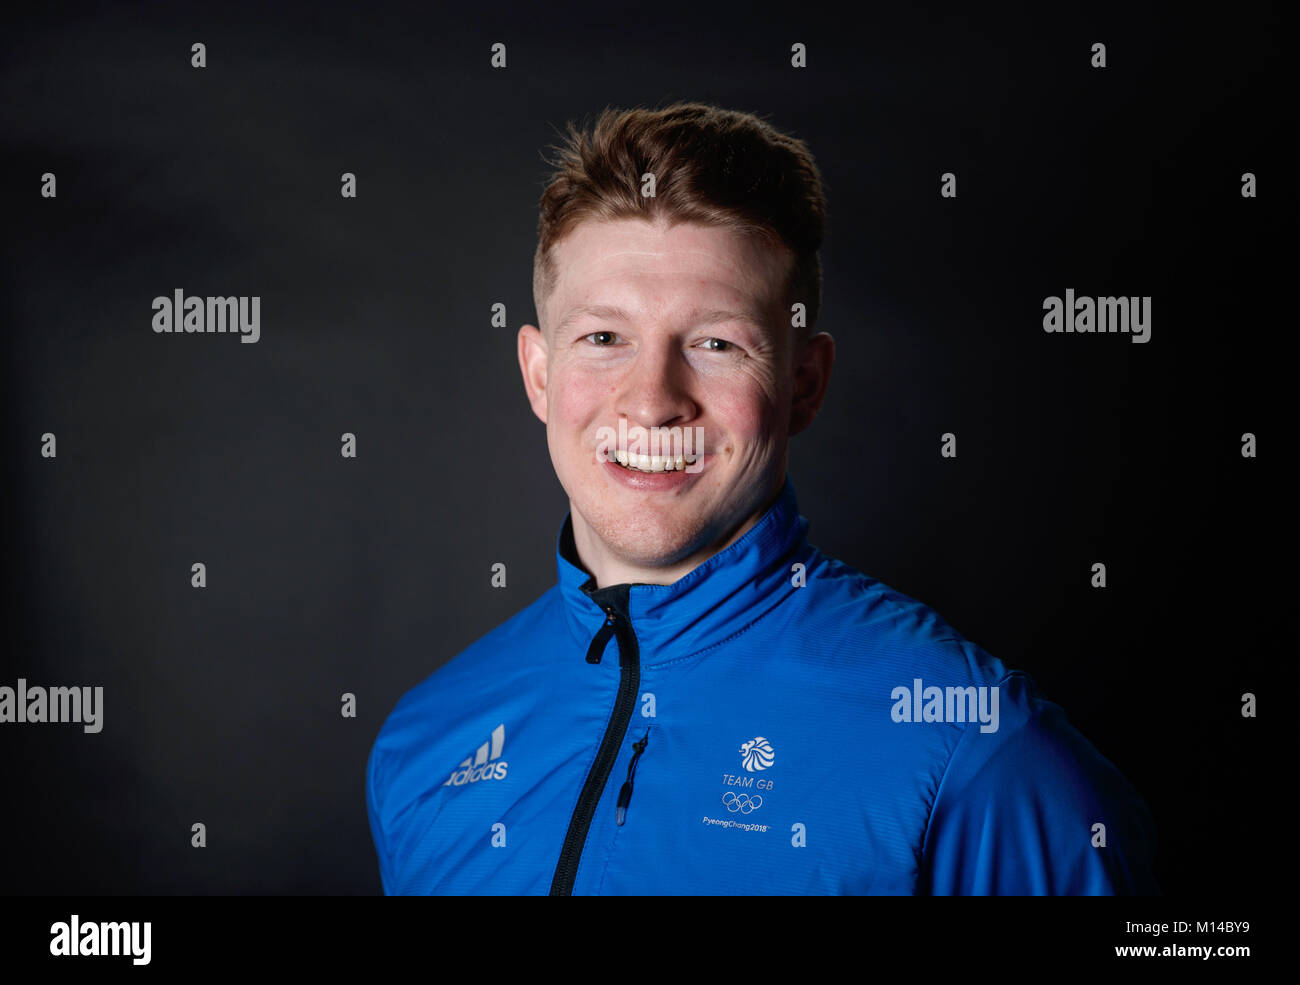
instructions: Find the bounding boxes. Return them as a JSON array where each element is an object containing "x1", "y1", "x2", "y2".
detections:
[
  {"x1": 527, "y1": 215, "x2": 814, "y2": 588},
  {"x1": 366, "y1": 102, "x2": 1160, "y2": 895}
]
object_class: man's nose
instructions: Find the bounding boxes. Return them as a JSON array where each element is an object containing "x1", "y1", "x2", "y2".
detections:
[{"x1": 614, "y1": 339, "x2": 697, "y2": 429}]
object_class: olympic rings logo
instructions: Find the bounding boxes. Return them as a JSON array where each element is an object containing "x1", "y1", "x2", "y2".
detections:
[{"x1": 722, "y1": 792, "x2": 763, "y2": 814}]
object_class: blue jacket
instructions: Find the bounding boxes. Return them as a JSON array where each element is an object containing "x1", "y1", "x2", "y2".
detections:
[{"x1": 366, "y1": 477, "x2": 1159, "y2": 895}]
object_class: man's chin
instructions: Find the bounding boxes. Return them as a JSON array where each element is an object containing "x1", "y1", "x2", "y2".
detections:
[{"x1": 589, "y1": 521, "x2": 712, "y2": 572}]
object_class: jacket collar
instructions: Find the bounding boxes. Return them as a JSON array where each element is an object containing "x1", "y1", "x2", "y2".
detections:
[{"x1": 555, "y1": 475, "x2": 810, "y2": 667}]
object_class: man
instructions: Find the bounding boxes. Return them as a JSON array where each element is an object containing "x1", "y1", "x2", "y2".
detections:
[{"x1": 366, "y1": 102, "x2": 1159, "y2": 895}]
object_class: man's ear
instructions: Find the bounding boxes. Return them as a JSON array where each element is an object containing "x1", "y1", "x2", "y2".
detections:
[
  {"x1": 517, "y1": 323, "x2": 549, "y2": 424},
  {"x1": 789, "y1": 330, "x2": 834, "y2": 436}
]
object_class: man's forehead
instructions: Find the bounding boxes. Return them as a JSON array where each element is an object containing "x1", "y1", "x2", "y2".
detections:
[
  {"x1": 555, "y1": 217, "x2": 785, "y2": 274},
  {"x1": 546, "y1": 218, "x2": 792, "y2": 330}
]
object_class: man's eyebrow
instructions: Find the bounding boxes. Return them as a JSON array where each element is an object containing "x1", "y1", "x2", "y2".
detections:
[
  {"x1": 555, "y1": 303, "x2": 632, "y2": 335},
  {"x1": 555, "y1": 303, "x2": 767, "y2": 335}
]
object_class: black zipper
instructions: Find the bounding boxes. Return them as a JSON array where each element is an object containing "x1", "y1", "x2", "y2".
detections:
[
  {"x1": 549, "y1": 583, "x2": 640, "y2": 896},
  {"x1": 616, "y1": 729, "x2": 650, "y2": 826}
]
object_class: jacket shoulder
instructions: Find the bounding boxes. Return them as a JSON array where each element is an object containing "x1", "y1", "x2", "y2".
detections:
[
  {"x1": 372, "y1": 584, "x2": 562, "y2": 750},
  {"x1": 919, "y1": 672, "x2": 1160, "y2": 894},
  {"x1": 797, "y1": 550, "x2": 1010, "y2": 688},
  {"x1": 365, "y1": 584, "x2": 567, "y2": 891}
]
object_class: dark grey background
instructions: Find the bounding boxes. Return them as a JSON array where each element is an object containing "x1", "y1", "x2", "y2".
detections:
[{"x1": 1, "y1": 0, "x2": 1280, "y2": 895}]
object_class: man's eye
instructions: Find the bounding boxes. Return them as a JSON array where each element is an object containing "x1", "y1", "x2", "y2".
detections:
[
  {"x1": 699, "y1": 338, "x2": 732, "y2": 352},
  {"x1": 585, "y1": 331, "x2": 618, "y2": 345}
]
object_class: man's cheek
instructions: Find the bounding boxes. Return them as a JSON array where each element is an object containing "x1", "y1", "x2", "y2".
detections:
[{"x1": 709, "y1": 394, "x2": 766, "y2": 435}]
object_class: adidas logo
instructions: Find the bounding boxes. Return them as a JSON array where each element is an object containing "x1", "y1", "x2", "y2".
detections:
[{"x1": 442, "y1": 723, "x2": 508, "y2": 786}]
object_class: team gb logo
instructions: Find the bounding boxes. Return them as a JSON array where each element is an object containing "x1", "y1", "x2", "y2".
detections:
[{"x1": 740, "y1": 736, "x2": 775, "y2": 772}]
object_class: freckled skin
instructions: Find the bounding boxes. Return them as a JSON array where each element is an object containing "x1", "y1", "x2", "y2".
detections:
[{"x1": 518, "y1": 217, "x2": 834, "y2": 588}]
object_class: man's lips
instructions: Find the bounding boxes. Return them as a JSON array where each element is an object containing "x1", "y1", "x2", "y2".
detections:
[{"x1": 601, "y1": 455, "x2": 704, "y2": 489}]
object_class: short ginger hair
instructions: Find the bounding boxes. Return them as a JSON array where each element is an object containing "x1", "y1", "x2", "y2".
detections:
[{"x1": 532, "y1": 101, "x2": 828, "y2": 343}]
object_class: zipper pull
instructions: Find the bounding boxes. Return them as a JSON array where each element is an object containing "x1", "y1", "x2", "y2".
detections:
[
  {"x1": 615, "y1": 729, "x2": 650, "y2": 826},
  {"x1": 585, "y1": 608, "x2": 619, "y2": 664}
]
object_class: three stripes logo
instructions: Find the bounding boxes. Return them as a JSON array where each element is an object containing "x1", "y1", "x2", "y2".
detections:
[{"x1": 443, "y1": 723, "x2": 509, "y2": 786}]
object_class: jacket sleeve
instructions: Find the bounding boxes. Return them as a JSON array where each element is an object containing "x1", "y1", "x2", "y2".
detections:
[
  {"x1": 366, "y1": 741, "x2": 394, "y2": 895},
  {"x1": 918, "y1": 670, "x2": 1160, "y2": 895}
]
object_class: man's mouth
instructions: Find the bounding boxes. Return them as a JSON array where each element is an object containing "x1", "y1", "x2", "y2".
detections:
[{"x1": 605, "y1": 449, "x2": 698, "y2": 473}]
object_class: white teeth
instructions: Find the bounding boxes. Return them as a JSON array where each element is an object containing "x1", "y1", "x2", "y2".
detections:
[{"x1": 611, "y1": 449, "x2": 691, "y2": 473}]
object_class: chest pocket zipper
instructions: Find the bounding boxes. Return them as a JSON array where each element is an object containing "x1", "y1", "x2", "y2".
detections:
[{"x1": 615, "y1": 727, "x2": 651, "y2": 826}]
